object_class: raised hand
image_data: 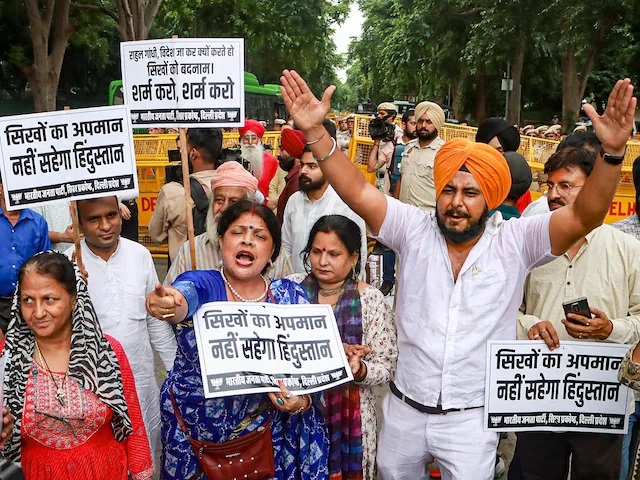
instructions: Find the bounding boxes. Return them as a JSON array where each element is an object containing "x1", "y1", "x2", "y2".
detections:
[
  {"x1": 583, "y1": 78, "x2": 636, "y2": 156},
  {"x1": 280, "y1": 70, "x2": 335, "y2": 133}
]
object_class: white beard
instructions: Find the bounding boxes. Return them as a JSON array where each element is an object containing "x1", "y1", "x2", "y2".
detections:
[
  {"x1": 240, "y1": 143, "x2": 264, "y2": 179},
  {"x1": 206, "y1": 209, "x2": 221, "y2": 247},
  {"x1": 205, "y1": 189, "x2": 257, "y2": 247}
]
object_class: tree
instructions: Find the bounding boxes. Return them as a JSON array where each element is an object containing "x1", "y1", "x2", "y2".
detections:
[
  {"x1": 543, "y1": 0, "x2": 633, "y2": 129},
  {"x1": 23, "y1": 0, "x2": 74, "y2": 112},
  {"x1": 153, "y1": 0, "x2": 351, "y2": 95},
  {"x1": 73, "y1": 0, "x2": 163, "y2": 41}
]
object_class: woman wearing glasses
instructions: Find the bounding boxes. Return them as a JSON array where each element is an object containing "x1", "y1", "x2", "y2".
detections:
[{"x1": 1, "y1": 252, "x2": 152, "y2": 480}]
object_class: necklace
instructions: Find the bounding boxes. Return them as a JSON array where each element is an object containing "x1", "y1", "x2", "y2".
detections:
[
  {"x1": 319, "y1": 282, "x2": 345, "y2": 297},
  {"x1": 35, "y1": 342, "x2": 67, "y2": 407},
  {"x1": 220, "y1": 266, "x2": 269, "y2": 302}
]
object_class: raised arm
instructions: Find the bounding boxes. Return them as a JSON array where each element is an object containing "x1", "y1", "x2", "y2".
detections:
[
  {"x1": 280, "y1": 70, "x2": 388, "y2": 235},
  {"x1": 549, "y1": 78, "x2": 636, "y2": 255}
]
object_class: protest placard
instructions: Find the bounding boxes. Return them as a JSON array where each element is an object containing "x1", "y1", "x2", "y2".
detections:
[
  {"x1": 0, "y1": 105, "x2": 137, "y2": 211},
  {"x1": 485, "y1": 340, "x2": 631, "y2": 434},
  {"x1": 120, "y1": 38, "x2": 244, "y2": 128},
  {"x1": 192, "y1": 302, "x2": 354, "y2": 398}
]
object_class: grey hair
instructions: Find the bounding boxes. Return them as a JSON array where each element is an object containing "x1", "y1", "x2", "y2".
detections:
[{"x1": 205, "y1": 188, "x2": 257, "y2": 246}]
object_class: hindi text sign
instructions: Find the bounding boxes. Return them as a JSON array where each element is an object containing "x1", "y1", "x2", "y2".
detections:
[
  {"x1": 120, "y1": 38, "x2": 244, "y2": 128},
  {"x1": 193, "y1": 302, "x2": 353, "y2": 398},
  {"x1": 0, "y1": 106, "x2": 137, "y2": 210},
  {"x1": 485, "y1": 340, "x2": 631, "y2": 434}
]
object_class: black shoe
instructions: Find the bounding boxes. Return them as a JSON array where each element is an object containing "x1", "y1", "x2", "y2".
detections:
[{"x1": 379, "y1": 282, "x2": 394, "y2": 296}]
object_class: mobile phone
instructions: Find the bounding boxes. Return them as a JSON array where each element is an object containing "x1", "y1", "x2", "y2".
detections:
[{"x1": 562, "y1": 297, "x2": 591, "y2": 323}]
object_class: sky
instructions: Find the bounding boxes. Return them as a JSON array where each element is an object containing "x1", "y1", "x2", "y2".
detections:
[{"x1": 332, "y1": 3, "x2": 364, "y2": 82}]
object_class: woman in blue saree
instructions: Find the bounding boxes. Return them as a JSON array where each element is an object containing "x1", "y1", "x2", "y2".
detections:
[{"x1": 146, "y1": 200, "x2": 329, "y2": 480}]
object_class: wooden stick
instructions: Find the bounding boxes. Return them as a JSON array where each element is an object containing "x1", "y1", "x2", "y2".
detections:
[
  {"x1": 69, "y1": 200, "x2": 84, "y2": 272},
  {"x1": 170, "y1": 34, "x2": 196, "y2": 271},
  {"x1": 180, "y1": 128, "x2": 197, "y2": 271},
  {"x1": 62, "y1": 105, "x2": 84, "y2": 272}
]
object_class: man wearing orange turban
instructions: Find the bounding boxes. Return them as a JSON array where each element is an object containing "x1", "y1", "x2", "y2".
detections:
[
  {"x1": 239, "y1": 119, "x2": 278, "y2": 199},
  {"x1": 434, "y1": 138, "x2": 512, "y2": 210},
  {"x1": 431, "y1": 138, "x2": 512, "y2": 243},
  {"x1": 281, "y1": 69, "x2": 635, "y2": 480},
  {"x1": 164, "y1": 159, "x2": 293, "y2": 286}
]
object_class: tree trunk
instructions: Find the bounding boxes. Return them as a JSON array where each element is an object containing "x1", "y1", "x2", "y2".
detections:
[
  {"x1": 507, "y1": 39, "x2": 526, "y2": 126},
  {"x1": 23, "y1": 0, "x2": 73, "y2": 112},
  {"x1": 452, "y1": 71, "x2": 466, "y2": 121},
  {"x1": 117, "y1": 0, "x2": 163, "y2": 41},
  {"x1": 560, "y1": 28, "x2": 610, "y2": 131},
  {"x1": 475, "y1": 66, "x2": 488, "y2": 125},
  {"x1": 560, "y1": 44, "x2": 581, "y2": 130}
]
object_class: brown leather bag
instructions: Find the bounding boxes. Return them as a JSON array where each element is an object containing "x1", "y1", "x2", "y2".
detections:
[{"x1": 171, "y1": 391, "x2": 275, "y2": 480}]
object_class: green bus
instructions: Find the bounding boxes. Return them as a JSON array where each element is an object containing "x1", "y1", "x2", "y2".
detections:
[{"x1": 109, "y1": 72, "x2": 287, "y2": 128}]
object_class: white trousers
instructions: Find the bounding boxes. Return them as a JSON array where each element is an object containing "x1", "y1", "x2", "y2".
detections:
[{"x1": 376, "y1": 392, "x2": 498, "y2": 480}]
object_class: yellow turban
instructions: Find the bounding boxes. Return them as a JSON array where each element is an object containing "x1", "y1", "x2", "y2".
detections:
[
  {"x1": 434, "y1": 138, "x2": 512, "y2": 210},
  {"x1": 414, "y1": 101, "x2": 445, "y2": 132}
]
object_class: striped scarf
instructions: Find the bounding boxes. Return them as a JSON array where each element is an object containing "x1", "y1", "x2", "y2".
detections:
[
  {"x1": 2, "y1": 258, "x2": 133, "y2": 461},
  {"x1": 301, "y1": 274, "x2": 363, "y2": 479}
]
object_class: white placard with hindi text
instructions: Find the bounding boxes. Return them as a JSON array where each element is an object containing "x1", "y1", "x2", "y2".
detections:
[
  {"x1": 120, "y1": 38, "x2": 245, "y2": 128},
  {"x1": 485, "y1": 340, "x2": 631, "y2": 434},
  {"x1": 193, "y1": 302, "x2": 353, "y2": 398},
  {"x1": 0, "y1": 105, "x2": 138, "y2": 211}
]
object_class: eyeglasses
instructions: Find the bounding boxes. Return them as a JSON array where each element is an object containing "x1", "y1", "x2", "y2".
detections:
[
  {"x1": 241, "y1": 135, "x2": 260, "y2": 145},
  {"x1": 540, "y1": 181, "x2": 583, "y2": 198},
  {"x1": 376, "y1": 111, "x2": 386, "y2": 117}
]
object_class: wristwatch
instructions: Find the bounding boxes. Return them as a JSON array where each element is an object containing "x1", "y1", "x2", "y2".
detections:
[{"x1": 600, "y1": 147, "x2": 626, "y2": 165}]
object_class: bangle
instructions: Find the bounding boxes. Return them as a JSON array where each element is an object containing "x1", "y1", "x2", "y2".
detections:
[
  {"x1": 306, "y1": 128, "x2": 326, "y2": 145},
  {"x1": 354, "y1": 361, "x2": 367, "y2": 382},
  {"x1": 314, "y1": 137, "x2": 337, "y2": 162},
  {"x1": 293, "y1": 394, "x2": 312, "y2": 414}
]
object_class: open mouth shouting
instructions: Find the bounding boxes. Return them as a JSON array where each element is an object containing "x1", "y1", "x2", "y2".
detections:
[{"x1": 235, "y1": 250, "x2": 256, "y2": 266}]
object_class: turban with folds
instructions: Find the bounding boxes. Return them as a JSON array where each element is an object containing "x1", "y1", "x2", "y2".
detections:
[
  {"x1": 239, "y1": 119, "x2": 265, "y2": 139},
  {"x1": 434, "y1": 138, "x2": 512, "y2": 210},
  {"x1": 414, "y1": 101, "x2": 445, "y2": 133},
  {"x1": 476, "y1": 117, "x2": 521, "y2": 152},
  {"x1": 280, "y1": 128, "x2": 306, "y2": 160},
  {"x1": 211, "y1": 161, "x2": 258, "y2": 192}
]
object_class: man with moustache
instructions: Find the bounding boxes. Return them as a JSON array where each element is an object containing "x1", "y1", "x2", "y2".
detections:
[
  {"x1": 239, "y1": 119, "x2": 278, "y2": 198},
  {"x1": 396, "y1": 101, "x2": 446, "y2": 211},
  {"x1": 280, "y1": 69, "x2": 634, "y2": 480},
  {"x1": 281, "y1": 126, "x2": 367, "y2": 274},
  {"x1": 514, "y1": 147, "x2": 640, "y2": 480},
  {"x1": 67, "y1": 195, "x2": 177, "y2": 458},
  {"x1": 164, "y1": 161, "x2": 293, "y2": 284}
]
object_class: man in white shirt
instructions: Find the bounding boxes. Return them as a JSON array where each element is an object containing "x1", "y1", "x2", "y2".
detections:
[
  {"x1": 281, "y1": 144, "x2": 367, "y2": 275},
  {"x1": 515, "y1": 147, "x2": 640, "y2": 479},
  {"x1": 280, "y1": 70, "x2": 635, "y2": 480},
  {"x1": 67, "y1": 195, "x2": 177, "y2": 457}
]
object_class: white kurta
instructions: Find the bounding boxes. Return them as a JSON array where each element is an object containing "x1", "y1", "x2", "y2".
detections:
[
  {"x1": 281, "y1": 185, "x2": 368, "y2": 275},
  {"x1": 65, "y1": 238, "x2": 177, "y2": 454}
]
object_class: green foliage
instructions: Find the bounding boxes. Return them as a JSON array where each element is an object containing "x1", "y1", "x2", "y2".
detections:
[
  {"x1": 348, "y1": 0, "x2": 640, "y2": 124},
  {"x1": 152, "y1": 0, "x2": 351, "y2": 95}
]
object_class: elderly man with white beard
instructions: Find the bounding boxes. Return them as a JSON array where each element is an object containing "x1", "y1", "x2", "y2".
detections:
[
  {"x1": 239, "y1": 119, "x2": 279, "y2": 200},
  {"x1": 164, "y1": 161, "x2": 294, "y2": 285}
]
